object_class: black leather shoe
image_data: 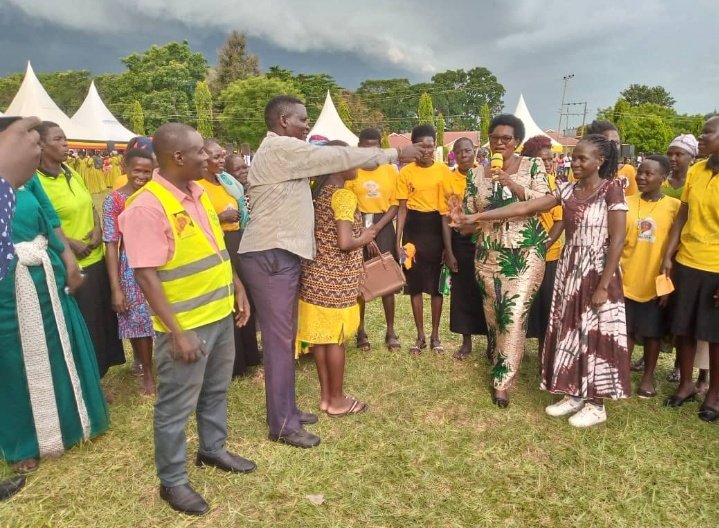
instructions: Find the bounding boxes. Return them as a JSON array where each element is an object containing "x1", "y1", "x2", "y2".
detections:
[
  {"x1": 269, "y1": 428, "x2": 321, "y2": 448},
  {"x1": 698, "y1": 404, "x2": 719, "y2": 423},
  {"x1": 195, "y1": 450, "x2": 256, "y2": 474},
  {"x1": 663, "y1": 393, "x2": 696, "y2": 408},
  {"x1": 299, "y1": 410, "x2": 318, "y2": 425},
  {"x1": 159, "y1": 483, "x2": 209, "y2": 516},
  {"x1": 492, "y1": 394, "x2": 509, "y2": 408},
  {"x1": 0, "y1": 476, "x2": 25, "y2": 501}
]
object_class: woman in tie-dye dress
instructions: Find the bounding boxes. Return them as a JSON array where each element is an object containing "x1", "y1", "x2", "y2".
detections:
[{"x1": 454, "y1": 134, "x2": 630, "y2": 428}]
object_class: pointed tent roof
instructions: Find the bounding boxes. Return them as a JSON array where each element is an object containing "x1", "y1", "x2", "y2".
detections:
[
  {"x1": 70, "y1": 81, "x2": 135, "y2": 142},
  {"x1": 308, "y1": 91, "x2": 358, "y2": 146},
  {"x1": 513, "y1": 93, "x2": 560, "y2": 147},
  {"x1": 5, "y1": 62, "x2": 87, "y2": 139}
]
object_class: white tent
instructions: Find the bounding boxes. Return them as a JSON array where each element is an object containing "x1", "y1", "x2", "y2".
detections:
[
  {"x1": 70, "y1": 81, "x2": 135, "y2": 142},
  {"x1": 308, "y1": 91, "x2": 358, "y2": 146},
  {"x1": 5, "y1": 62, "x2": 88, "y2": 139},
  {"x1": 513, "y1": 93, "x2": 561, "y2": 147}
]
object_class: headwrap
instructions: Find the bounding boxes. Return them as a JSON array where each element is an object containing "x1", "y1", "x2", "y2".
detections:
[
  {"x1": 668, "y1": 134, "x2": 698, "y2": 158},
  {"x1": 129, "y1": 135, "x2": 154, "y2": 154}
]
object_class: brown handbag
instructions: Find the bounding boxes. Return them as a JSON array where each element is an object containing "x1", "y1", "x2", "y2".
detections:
[{"x1": 359, "y1": 242, "x2": 406, "y2": 302}]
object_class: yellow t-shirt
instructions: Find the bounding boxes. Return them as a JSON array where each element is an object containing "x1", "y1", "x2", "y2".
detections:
[
  {"x1": 112, "y1": 173, "x2": 128, "y2": 190},
  {"x1": 618, "y1": 164, "x2": 638, "y2": 197},
  {"x1": 441, "y1": 169, "x2": 468, "y2": 216},
  {"x1": 397, "y1": 161, "x2": 453, "y2": 213},
  {"x1": 197, "y1": 178, "x2": 240, "y2": 232},
  {"x1": 344, "y1": 164, "x2": 398, "y2": 214},
  {"x1": 676, "y1": 159, "x2": 719, "y2": 273},
  {"x1": 36, "y1": 165, "x2": 104, "y2": 268},
  {"x1": 539, "y1": 173, "x2": 563, "y2": 262},
  {"x1": 621, "y1": 194, "x2": 681, "y2": 301}
]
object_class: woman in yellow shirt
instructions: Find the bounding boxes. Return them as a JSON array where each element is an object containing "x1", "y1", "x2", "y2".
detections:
[
  {"x1": 198, "y1": 139, "x2": 259, "y2": 376},
  {"x1": 522, "y1": 136, "x2": 564, "y2": 351},
  {"x1": 662, "y1": 116, "x2": 719, "y2": 422},
  {"x1": 620, "y1": 156, "x2": 680, "y2": 398},
  {"x1": 35, "y1": 122, "x2": 125, "y2": 379},
  {"x1": 442, "y1": 138, "x2": 489, "y2": 360},
  {"x1": 345, "y1": 128, "x2": 401, "y2": 352},
  {"x1": 396, "y1": 125, "x2": 453, "y2": 355}
]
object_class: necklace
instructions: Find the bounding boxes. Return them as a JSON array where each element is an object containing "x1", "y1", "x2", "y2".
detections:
[{"x1": 637, "y1": 194, "x2": 664, "y2": 223}]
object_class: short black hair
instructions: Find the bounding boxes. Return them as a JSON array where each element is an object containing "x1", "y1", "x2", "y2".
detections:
[
  {"x1": 35, "y1": 121, "x2": 61, "y2": 141},
  {"x1": 585, "y1": 120, "x2": 618, "y2": 136},
  {"x1": 489, "y1": 114, "x2": 525, "y2": 144},
  {"x1": 644, "y1": 154, "x2": 671, "y2": 175},
  {"x1": 123, "y1": 148, "x2": 154, "y2": 165},
  {"x1": 264, "y1": 95, "x2": 304, "y2": 129},
  {"x1": 411, "y1": 124, "x2": 436, "y2": 143},
  {"x1": 358, "y1": 128, "x2": 381, "y2": 142}
]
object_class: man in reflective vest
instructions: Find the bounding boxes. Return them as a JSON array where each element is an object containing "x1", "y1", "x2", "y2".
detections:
[{"x1": 120, "y1": 123, "x2": 254, "y2": 516}]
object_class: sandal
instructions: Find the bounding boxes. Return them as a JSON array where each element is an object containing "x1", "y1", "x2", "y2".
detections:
[
  {"x1": 356, "y1": 332, "x2": 371, "y2": 352},
  {"x1": 327, "y1": 398, "x2": 368, "y2": 418},
  {"x1": 409, "y1": 338, "x2": 426, "y2": 356},
  {"x1": 12, "y1": 458, "x2": 39, "y2": 474},
  {"x1": 431, "y1": 338, "x2": 444, "y2": 354},
  {"x1": 385, "y1": 333, "x2": 401, "y2": 352},
  {"x1": 666, "y1": 368, "x2": 680, "y2": 383}
]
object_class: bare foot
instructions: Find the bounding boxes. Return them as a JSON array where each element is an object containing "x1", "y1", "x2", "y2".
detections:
[
  {"x1": 695, "y1": 381, "x2": 709, "y2": 397},
  {"x1": 319, "y1": 400, "x2": 329, "y2": 412},
  {"x1": 12, "y1": 459, "x2": 39, "y2": 474},
  {"x1": 139, "y1": 374, "x2": 156, "y2": 397}
]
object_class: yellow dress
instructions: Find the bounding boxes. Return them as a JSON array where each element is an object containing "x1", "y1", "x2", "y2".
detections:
[
  {"x1": 296, "y1": 186, "x2": 362, "y2": 356},
  {"x1": 108, "y1": 155, "x2": 123, "y2": 188}
]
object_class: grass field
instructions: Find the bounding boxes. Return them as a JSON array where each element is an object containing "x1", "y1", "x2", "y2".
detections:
[{"x1": 1, "y1": 297, "x2": 718, "y2": 527}]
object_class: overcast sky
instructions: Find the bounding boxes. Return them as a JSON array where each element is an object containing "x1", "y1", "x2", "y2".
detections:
[{"x1": 1, "y1": 0, "x2": 717, "y2": 130}]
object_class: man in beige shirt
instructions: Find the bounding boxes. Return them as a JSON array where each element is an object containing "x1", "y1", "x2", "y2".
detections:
[{"x1": 239, "y1": 95, "x2": 428, "y2": 448}]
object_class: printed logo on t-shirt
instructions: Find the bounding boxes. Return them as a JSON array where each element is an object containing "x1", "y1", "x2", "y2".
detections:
[
  {"x1": 637, "y1": 217, "x2": 656, "y2": 243},
  {"x1": 363, "y1": 180, "x2": 380, "y2": 198}
]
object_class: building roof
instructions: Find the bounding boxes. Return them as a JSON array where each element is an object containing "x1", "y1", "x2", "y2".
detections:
[
  {"x1": 70, "y1": 81, "x2": 135, "y2": 142},
  {"x1": 388, "y1": 130, "x2": 480, "y2": 149},
  {"x1": 308, "y1": 91, "x2": 359, "y2": 146},
  {"x1": 543, "y1": 129, "x2": 579, "y2": 147}
]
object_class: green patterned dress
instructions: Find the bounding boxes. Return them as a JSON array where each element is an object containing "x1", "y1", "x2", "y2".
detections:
[{"x1": 465, "y1": 157, "x2": 550, "y2": 391}]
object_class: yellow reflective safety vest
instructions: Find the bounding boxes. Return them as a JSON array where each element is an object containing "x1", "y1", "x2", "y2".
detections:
[{"x1": 127, "y1": 180, "x2": 234, "y2": 333}]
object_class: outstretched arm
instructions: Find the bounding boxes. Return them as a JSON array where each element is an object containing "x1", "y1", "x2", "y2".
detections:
[{"x1": 454, "y1": 194, "x2": 559, "y2": 225}]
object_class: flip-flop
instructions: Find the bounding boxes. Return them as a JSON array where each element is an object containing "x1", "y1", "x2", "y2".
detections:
[
  {"x1": 431, "y1": 339, "x2": 444, "y2": 354},
  {"x1": 385, "y1": 334, "x2": 401, "y2": 352},
  {"x1": 12, "y1": 458, "x2": 39, "y2": 474},
  {"x1": 356, "y1": 333, "x2": 371, "y2": 352},
  {"x1": 409, "y1": 338, "x2": 426, "y2": 356},
  {"x1": 452, "y1": 348, "x2": 470, "y2": 360},
  {"x1": 327, "y1": 398, "x2": 368, "y2": 418}
]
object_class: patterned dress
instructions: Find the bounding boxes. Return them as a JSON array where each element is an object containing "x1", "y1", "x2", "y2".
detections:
[
  {"x1": 297, "y1": 185, "x2": 363, "y2": 353},
  {"x1": 541, "y1": 179, "x2": 630, "y2": 400},
  {"x1": 102, "y1": 190, "x2": 153, "y2": 339},
  {"x1": 465, "y1": 157, "x2": 549, "y2": 391}
]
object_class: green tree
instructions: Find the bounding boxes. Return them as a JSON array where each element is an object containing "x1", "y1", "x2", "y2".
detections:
[
  {"x1": 220, "y1": 75, "x2": 303, "y2": 148},
  {"x1": 418, "y1": 92, "x2": 434, "y2": 126},
  {"x1": 211, "y1": 31, "x2": 260, "y2": 95},
  {"x1": 620, "y1": 84, "x2": 675, "y2": 108},
  {"x1": 0, "y1": 73, "x2": 23, "y2": 110},
  {"x1": 436, "y1": 112, "x2": 446, "y2": 160},
  {"x1": 480, "y1": 103, "x2": 491, "y2": 144},
  {"x1": 129, "y1": 100, "x2": 145, "y2": 135},
  {"x1": 356, "y1": 78, "x2": 416, "y2": 132},
  {"x1": 337, "y1": 98, "x2": 354, "y2": 130},
  {"x1": 381, "y1": 128, "x2": 390, "y2": 148},
  {"x1": 38, "y1": 70, "x2": 92, "y2": 115},
  {"x1": 95, "y1": 41, "x2": 209, "y2": 133},
  {"x1": 430, "y1": 67, "x2": 506, "y2": 129},
  {"x1": 266, "y1": 67, "x2": 341, "y2": 121},
  {"x1": 194, "y1": 81, "x2": 214, "y2": 138}
]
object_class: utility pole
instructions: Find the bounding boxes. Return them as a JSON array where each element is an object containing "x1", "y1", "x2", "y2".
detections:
[{"x1": 557, "y1": 74, "x2": 574, "y2": 135}]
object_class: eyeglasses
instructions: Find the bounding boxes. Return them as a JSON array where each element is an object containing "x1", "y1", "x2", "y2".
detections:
[{"x1": 489, "y1": 135, "x2": 515, "y2": 144}]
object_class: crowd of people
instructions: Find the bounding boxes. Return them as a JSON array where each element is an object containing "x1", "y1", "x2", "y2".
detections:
[{"x1": 0, "y1": 99, "x2": 717, "y2": 515}]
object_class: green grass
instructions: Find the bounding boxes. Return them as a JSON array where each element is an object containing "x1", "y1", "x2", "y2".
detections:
[{"x1": 2, "y1": 296, "x2": 718, "y2": 527}]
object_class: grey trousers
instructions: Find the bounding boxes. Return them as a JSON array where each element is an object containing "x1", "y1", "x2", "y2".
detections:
[
  {"x1": 238, "y1": 249, "x2": 302, "y2": 437},
  {"x1": 154, "y1": 315, "x2": 235, "y2": 487}
]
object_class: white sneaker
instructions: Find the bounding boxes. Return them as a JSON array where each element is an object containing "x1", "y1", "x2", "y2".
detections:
[
  {"x1": 568, "y1": 403, "x2": 607, "y2": 428},
  {"x1": 545, "y1": 396, "x2": 584, "y2": 417}
]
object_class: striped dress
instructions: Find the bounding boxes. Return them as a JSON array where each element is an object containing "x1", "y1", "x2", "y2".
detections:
[{"x1": 541, "y1": 178, "x2": 631, "y2": 400}]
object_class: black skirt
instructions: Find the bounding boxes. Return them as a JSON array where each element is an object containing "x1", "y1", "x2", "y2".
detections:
[
  {"x1": 670, "y1": 262, "x2": 719, "y2": 342},
  {"x1": 449, "y1": 231, "x2": 487, "y2": 335},
  {"x1": 527, "y1": 259, "x2": 558, "y2": 339},
  {"x1": 73, "y1": 258, "x2": 125, "y2": 377},
  {"x1": 625, "y1": 297, "x2": 668, "y2": 340},
  {"x1": 224, "y1": 230, "x2": 261, "y2": 376},
  {"x1": 362, "y1": 213, "x2": 397, "y2": 261},
  {"x1": 402, "y1": 210, "x2": 443, "y2": 296}
]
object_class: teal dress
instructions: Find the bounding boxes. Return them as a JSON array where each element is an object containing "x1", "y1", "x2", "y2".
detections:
[{"x1": 0, "y1": 177, "x2": 109, "y2": 463}]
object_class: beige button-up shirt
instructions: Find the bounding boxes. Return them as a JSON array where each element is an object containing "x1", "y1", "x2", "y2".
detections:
[{"x1": 239, "y1": 132, "x2": 399, "y2": 260}]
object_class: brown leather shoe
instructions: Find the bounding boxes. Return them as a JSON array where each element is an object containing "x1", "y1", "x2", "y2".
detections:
[{"x1": 159, "y1": 483, "x2": 209, "y2": 516}]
